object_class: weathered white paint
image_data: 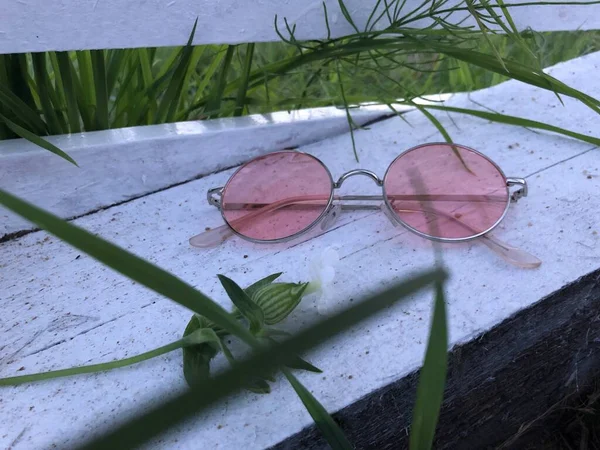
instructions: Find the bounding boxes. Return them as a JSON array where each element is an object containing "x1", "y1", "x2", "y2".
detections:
[
  {"x1": 2, "y1": 0, "x2": 600, "y2": 53},
  {"x1": 1, "y1": 53, "x2": 599, "y2": 449},
  {"x1": 0, "y1": 104, "x2": 400, "y2": 237}
]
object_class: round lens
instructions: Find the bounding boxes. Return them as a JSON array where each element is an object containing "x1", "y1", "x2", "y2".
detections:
[
  {"x1": 383, "y1": 143, "x2": 509, "y2": 239},
  {"x1": 221, "y1": 151, "x2": 333, "y2": 241}
]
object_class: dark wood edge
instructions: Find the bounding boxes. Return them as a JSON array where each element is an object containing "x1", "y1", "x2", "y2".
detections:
[{"x1": 271, "y1": 268, "x2": 600, "y2": 450}]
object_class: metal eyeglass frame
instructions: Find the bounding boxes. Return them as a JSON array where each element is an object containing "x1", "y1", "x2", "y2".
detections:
[{"x1": 197, "y1": 143, "x2": 528, "y2": 248}]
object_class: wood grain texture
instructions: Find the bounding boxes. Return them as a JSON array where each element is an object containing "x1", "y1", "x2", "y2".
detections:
[
  {"x1": 0, "y1": 104, "x2": 396, "y2": 237},
  {"x1": 2, "y1": 0, "x2": 600, "y2": 53},
  {"x1": 1, "y1": 53, "x2": 599, "y2": 449}
]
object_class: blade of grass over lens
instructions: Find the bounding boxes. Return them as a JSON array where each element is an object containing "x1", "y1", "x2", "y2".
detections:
[{"x1": 72, "y1": 269, "x2": 446, "y2": 450}]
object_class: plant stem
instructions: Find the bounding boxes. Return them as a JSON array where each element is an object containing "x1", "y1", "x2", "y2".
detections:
[{"x1": 0, "y1": 339, "x2": 185, "y2": 387}]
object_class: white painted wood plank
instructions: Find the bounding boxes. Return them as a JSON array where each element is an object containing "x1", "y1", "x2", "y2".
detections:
[
  {"x1": 0, "y1": 104, "x2": 398, "y2": 238},
  {"x1": 1, "y1": 53, "x2": 600, "y2": 449},
  {"x1": 2, "y1": 0, "x2": 600, "y2": 53}
]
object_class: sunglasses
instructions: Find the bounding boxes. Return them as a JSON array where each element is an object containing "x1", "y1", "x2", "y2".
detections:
[{"x1": 189, "y1": 143, "x2": 541, "y2": 268}]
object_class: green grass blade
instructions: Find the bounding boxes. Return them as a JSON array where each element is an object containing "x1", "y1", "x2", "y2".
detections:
[
  {"x1": 70, "y1": 269, "x2": 446, "y2": 450},
  {"x1": 192, "y1": 45, "x2": 230, "y2": 105},
  {"x1": 0, "y1": 339, "x2": 184, "y2": 386},
  {"x1": 48, "y1": 52, "x2": 69, "y2": 128},
  {"x1": 0, "y1": 188, "x2": 446, "y2": 450},
  {"x1": 0, "y1": 113, "x2": 77, "y2": 165},
  {"x1": 154, "y1": 19, "x2": 198, "y2": 123},
  {"x1": 55, "y1": 52, "x2": 82, "y2": 133},
  {"x1": 106, "y1": 49, "x2": 128, "y2": 96},
  {"x1": 0, "y1": 83, "x2": 48, "y2": 134},
  {"x1": 409, "y1": 281, "x2": 448, "y2": 450},
  {"x1": 31, "y1": 52, "x2": 65, "y2": 135},
  {"x1": 178, "y1": 46, "x2": 206, "y2": 112},
  {"x1": 233, "y1": 43, "x2": 255, "y2": 117},
  {"x1": 283, "y1": 369, "x2": 353, "y2": 450},
  {"x1": 423, "y1": 103, "x2": 600, "y2": 147},
  {"x1": 91, "y1": 50, "x2": 109, "y2": 130},
  {"x1": 76, "y1": 51, "x2": 97, "y2": 130},
  {"x1": 204, "y1": 45, "x2": 236, "y2": 118}
]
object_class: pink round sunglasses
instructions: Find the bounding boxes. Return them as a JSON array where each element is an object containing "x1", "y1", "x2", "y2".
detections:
[{"x1": 189, "y1": 143, "x2": 541, "y2": 268}]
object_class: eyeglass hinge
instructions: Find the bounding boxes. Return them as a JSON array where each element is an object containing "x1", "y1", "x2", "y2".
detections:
[
  {"x1": 207, "y1": 187, "x2": 224, "y2": 209},
  {"x1": 506, "y1": 177, "x2": 528, "y2": 203}
]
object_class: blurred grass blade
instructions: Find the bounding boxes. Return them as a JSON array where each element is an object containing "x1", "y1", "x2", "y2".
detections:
[
  {"x1": 0, "y1": 113, "x2": 77, "y2": 166},
  {"x1": 409, "y1": 281, "x2": 448, "y2": 450},
  {"x1": 72, "y1": 269, "x2": 447, "y2": 450},
  {"x1": 91, "y1": 50, "x2": 109, "y2": 130},
  {"x1": 0, "y1": 188, "x2": 253, "y2": 343},
  {"x1": 284, "y1": 369, "x2": 352, "y2": 450}
]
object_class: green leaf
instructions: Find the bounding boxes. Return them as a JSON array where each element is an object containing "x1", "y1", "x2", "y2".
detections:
[
  {"x1": 284, "y1": 369, "x2": 353, "y2": 450},
  {"x1": 0, "y1": 113, "x2": 78, "y2": 166},
  {"x1": 285, "y1": 355, "x2": 322, "y2": 373},
  {"x1": 244, "y1": 272, "x2": 283, "y2": 299},
  {"x1": 182, "y1": 316, "x2": 220, "y2": 389},
  {"x1": 409, "y1": 281, "x2": 448, "y2": 450},
  {"x1": 217, "y1": 274, "x2": 264, "y2": 334},
  {"x1": 251, "y1": 282, "x2": 309, "y2": 325},
  {"x1": 73, "y1": 268, "x2": 446, "y2": 450}
]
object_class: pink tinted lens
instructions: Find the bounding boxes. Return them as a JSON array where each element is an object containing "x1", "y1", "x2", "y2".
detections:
[
  {"x1": 384, "y1": 144, "x2": 509, "y2": 239},
  {"x1": 221, "y1": 152, "x2": 332, "y2": 241}
]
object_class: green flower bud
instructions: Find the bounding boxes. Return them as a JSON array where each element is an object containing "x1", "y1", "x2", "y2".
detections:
[{"x1": 251, "y1": 282, "x2": 309, "y2": 325}]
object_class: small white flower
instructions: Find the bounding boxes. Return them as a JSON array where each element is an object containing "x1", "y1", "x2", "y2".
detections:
[{"x1": 305, "y1": 246, "x2": 340, "y2": 315}]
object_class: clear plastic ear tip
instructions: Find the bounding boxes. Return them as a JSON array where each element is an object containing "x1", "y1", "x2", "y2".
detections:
[
  {"x1": 481, "y1": 234, "x2": 542, "y2": 269},
  {"x1": 189, "y1": 225, "x2": 233, "y2": 248}
]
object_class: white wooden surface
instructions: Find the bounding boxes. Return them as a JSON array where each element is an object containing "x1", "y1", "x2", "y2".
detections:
[
  {"x1": 0, "y1": 104, "x2": 401, "y2": 238},
  {"x1": 1, "y1": 52, "x2": 599, "y2": 449},
  {"x1": 2, "y1": 0, "x2": 600, "y2": 53}
]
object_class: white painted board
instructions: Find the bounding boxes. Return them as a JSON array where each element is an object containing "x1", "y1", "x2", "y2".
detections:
[
  {"x1": 2, "y1": 0, "x2": 600, "y2": 53},
  {"x1": 0, "y1": 104, "x2": 399, "y2": 238},
  {"x1": 1, "y1": 52, "x2": 600, "y2": 449}
]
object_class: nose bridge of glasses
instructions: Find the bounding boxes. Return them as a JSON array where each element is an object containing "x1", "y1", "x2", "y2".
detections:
[{"x1": 334, "y1": 169, "x2": 383, "y2": 188}]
